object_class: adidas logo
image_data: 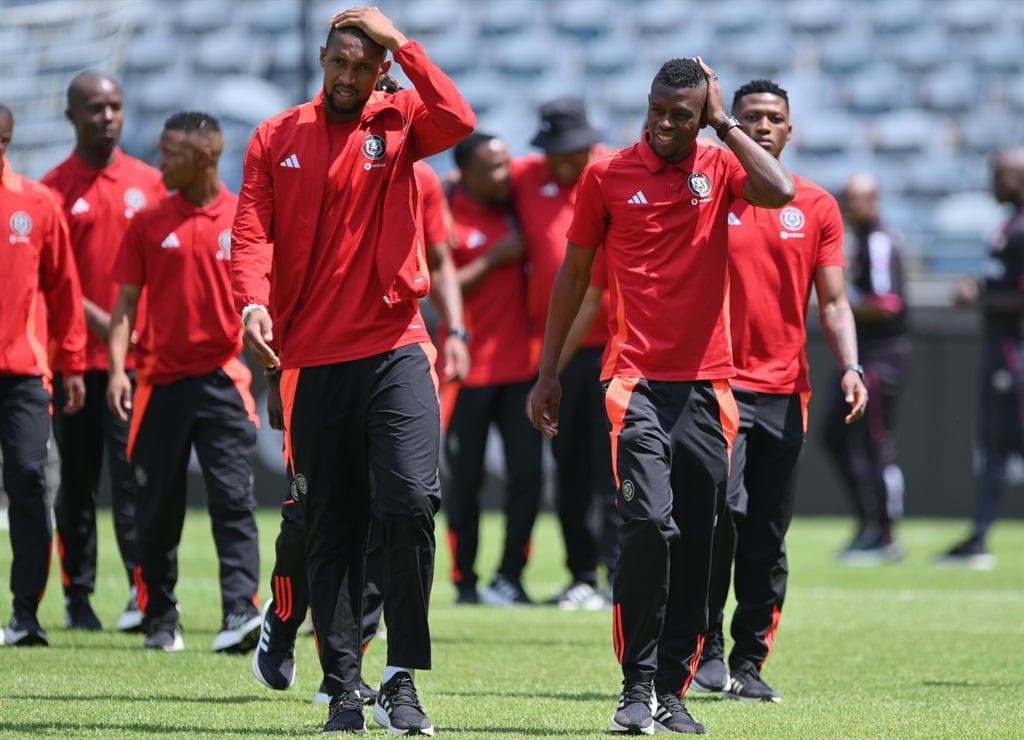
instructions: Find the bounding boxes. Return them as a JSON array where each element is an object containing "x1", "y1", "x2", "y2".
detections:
[
  {"x1": 627, "y1": 190, "x2": 648, "y2": 205},
  {"x1": 728, "y1": 212, "x2": 741, "y2": 225},
  {"x1": 279, "y1": 154, "x2": 300, "y2": 169},
  {"x1": 70, "y1": 197, "x2": 90, "y2": 215},
  {"x1": 161, "y1": 232, "x2": 180, "y2": 249}
]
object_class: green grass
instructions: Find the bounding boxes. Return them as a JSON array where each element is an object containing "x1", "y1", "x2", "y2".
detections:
[{"x1": 1, "y1": 512, "x2": 1022, "y2": 738}]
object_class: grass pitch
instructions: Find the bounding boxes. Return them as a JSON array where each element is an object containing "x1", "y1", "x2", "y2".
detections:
[{"x1": 0, "y1": 511, "x2": 1021, "y2": 738}]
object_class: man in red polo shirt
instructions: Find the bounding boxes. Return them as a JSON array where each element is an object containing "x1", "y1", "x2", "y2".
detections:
[
  {"x1": 442, "y1": 131, "x2": 542, "y2": 607},
  {"x1": 528, "y1": 57, "x2": 794, "y2": 735},
  {"x1": 232, "y1": 7, "x2": 474, "y2": 735},
  {"x1": 512, "y1": 97, "x2": 618, "y2": 611},
  {"x1": 42, "y1": 70, "x2": 165, "y2": 633},
  {"x1": 107, "y1": 111, "x2": 260, "y2": 655},
  {"x1": 0, "y1": 105, "x2": 87, "y2": 647},
  {"x1": 691, "y1": 80, "x2": 867, "y2": 703}
]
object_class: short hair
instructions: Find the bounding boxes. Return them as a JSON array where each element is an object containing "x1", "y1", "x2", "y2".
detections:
[
  {"x1": 654, "y1": 58, "x2": 706, "y2": 89},
  {"x1": 454, "y1": 131, "x2": 498, "y2": 171},
  {"x1": 732, "y1": 79, "x2": 789, "y2": 109},
  {"x1": 163, "y1": 110, "x2": 220, "y2": 134},
  {"x1": 326, "y1": 24, "x2": 384, "y2": 56},
  {"x1": 0, "y1": 104, "x2": 12, "y2": 120}
]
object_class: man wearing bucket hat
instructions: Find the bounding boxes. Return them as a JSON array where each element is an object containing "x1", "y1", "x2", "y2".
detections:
[{"x1": 512, "y1": 97, "x2": 619, "y2": 611}]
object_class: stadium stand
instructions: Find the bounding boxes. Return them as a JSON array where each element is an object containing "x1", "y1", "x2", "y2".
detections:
[{"x1": 1, "y1": 0, "x2": 1021, "y2": 282}]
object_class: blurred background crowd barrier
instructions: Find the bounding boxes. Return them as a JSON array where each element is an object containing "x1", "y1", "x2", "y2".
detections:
[{"x1": 1, "y1": 0, "x2": 1022, "y2": 518}]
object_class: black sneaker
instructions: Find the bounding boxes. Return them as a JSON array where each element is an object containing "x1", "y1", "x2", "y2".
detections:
[
  {"x1": 115, "y1": 588, "x2": 145, "y2": 632},
  {"x1": 65, "y1": 594, "x2": 103, "y2": 631},
  {"x1": 5, "y1": 610, "x2": 49, "y2": 646},
  {"x1": 455, "y1": 585, "x2": 480, "y2": 605},
  {"x1": 724, "y1": 665, "x2": 780, "y2": 702},
  {"x1": 934, "y1": 536, "x2": 996, "y2": 571},
  {"x1": 654, "y1": 692, "x2": 706, "y2": 735},
  {"x1": 323, "y1": 690, "x2": 366, "y2": 735},
  {"x1": 252, "y1": 599, "x2": 297, "y2": 690},
  {"x1": 144, "y1": 610, "x2": 183, "y2": 651},
  {"x1": 314, "y1": 678, "x2": 378, "y2": 706},
  {"x1": 479, "y1": 574, "x2": 532, "y2": 607},
  {"x1": 837, "y1": 525, "x2": 905, "y2": 565},
  {"x1": 609, "y1": 680, "x2": 654, "y2": 735},
  {"x1": 212, "y1": 607, "x2": 261, "y2": 653},
  {"x1": 690, "y1": 632, "x2": 728, "y2": 693},
  {"x1": 373, "y1": 671, "x2": 434, "y2": 736}
]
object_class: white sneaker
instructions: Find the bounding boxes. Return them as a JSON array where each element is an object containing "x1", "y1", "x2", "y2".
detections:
[
  {"x1": 116, "y1": 588, "x2": 145, "y2": 632},
  {"x1": 212, "y1": 610, "x2": 261, "y2": 653},
  {"x1": 551, "y1": 582, "x2": 609, "y2": 611}
]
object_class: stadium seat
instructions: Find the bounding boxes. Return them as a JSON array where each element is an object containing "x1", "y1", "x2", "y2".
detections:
[
  {"x1": 885, "y1": 25, "x2": 949, "y2": 73},
  {"x1": 842, "y1": 63, "x2": 912, "y2": 114},
  {"x1": 551, "y1": 0, "x2": 614, "y2": 41},
  {"x1": 870, "y1": 109, "x2": 951, "y2": 156},
  {"x1": 724, "y1": 24, "x2": 795, "y2": 77},
  {"x1": 477, "y1": 1, "x2": 542, "y2": 37},
  {"x1": 174, "y1": 0, "x2": 231, "y2": 35},
  {"x1": 400, "y1": 0, "x2": 462, "y2": 36},
  {"x1": 195, "y1": 32, "x2": 271, "y2": 76},
  {"x1": 939, "y1": 0, "x2": 1004, "y2": 35},
  {"x1": 783, "y1": 0, "x2": 845, "y2": 35},
  {"x1": 790, "y1": 110, "x2": 867, "y2": 157}
]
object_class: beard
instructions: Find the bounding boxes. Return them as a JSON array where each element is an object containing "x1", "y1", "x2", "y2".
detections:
[{"x1": 323, "y1": 84, "x2": 366, "y2": 117}]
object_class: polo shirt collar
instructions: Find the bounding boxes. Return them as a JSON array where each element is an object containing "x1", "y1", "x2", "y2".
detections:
[
  {"x1": 637, "y1": 131, "x2": 699, "y2": 174},
  {"x1": 69, "y1": 147, "x2": 123, "y2": 181}
]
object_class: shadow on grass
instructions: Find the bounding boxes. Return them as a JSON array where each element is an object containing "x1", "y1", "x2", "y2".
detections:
[
  {"x1": 7, "y1": 694, "x2": 265, "y2": 704},
  {"x1": 432, "y1": 634, "x2": 604, "y2": 648},
  {"x1": 435, "y1": 689, "x2": 612, "y2": 702},
  {"x1": 2, "y1": 723, "x2": 304, "y2": 735},
  {"x1": 438, "y1": 728, "x2": 603, "y2": 736}
]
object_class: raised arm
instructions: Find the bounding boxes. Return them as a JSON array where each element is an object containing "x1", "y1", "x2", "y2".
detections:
[{"x1": 697, "y1": 56, "x2": 794, "y2": 208}]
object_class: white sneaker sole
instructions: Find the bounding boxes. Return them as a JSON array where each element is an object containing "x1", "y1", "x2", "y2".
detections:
[{"x1": 372, "y1": 702, "x2": 435, "y2": 736}]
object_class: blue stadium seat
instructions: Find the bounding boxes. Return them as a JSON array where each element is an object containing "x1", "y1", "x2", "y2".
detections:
[{"x1": 476, "y1": 1, "x2": 543, "y2": 37}]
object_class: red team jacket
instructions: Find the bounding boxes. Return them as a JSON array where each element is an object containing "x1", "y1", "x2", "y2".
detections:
[
  {"x1": 231, "y1": 41, "x2": 475, "y2": 368},
  {"x1": 0, "y1": 163, "x2": 86, "y2": 380}
]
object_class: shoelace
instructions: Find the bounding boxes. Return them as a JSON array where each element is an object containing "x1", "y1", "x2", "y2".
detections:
[
  {"x1": 386, "y1": 675, "x2": 424, "y2": 710},
  {"x1": 620, "y1": 681, "x2": 652, "y2": 707},
  {"x1": 328, "y1": 691, "x2": 364, "y2": 719},
  {"x1": 657, "y1": 693, "x2": 694, "y2": 721}
]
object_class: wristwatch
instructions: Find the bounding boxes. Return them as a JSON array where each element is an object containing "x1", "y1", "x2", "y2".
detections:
[
  {"x1": 448, "y1": 327, "x2": 470, "y2": 343},
  {"x1": 715, "y1": 115, "x2": 742, "y2": 140},
  {"x1": 842, "y1": 363, "x2": 865, "y2": 382}
]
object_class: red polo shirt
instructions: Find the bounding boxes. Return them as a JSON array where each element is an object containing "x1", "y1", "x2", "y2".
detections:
[
  {"x1": 415, "y1": 160, "x2": 449, "y2": 249},
  {"x1": 42, "y1": 149, "x2": 165, "y2": 371},
  {"x1": 447, "y1": 186, "x2": 532, "y2": 387},
  {"x1": 511, "y1": 151, "x2": 612, "y2": 364},
  {"x1": 113, "y1": 187, "x2": 242, "y2": 385},
  {"x1": 728, "y1": 173, "x2": 845, "y2": 393},
  {"x1": 567, "y1": 138, "x2": 747, "y2": 381}
]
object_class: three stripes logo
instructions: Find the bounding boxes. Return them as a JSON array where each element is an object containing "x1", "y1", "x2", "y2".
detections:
[
  {"x1": 279, "y1": 153, "x2": 301, "y2": 169},
  {"x1": 627, "y1": 190, "x2": 648, "y2": 205},
  {"x1": 160, "y1": 232, "x2": 180, "y2": 249}
]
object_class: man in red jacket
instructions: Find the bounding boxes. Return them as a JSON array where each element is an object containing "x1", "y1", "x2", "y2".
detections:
[
  {"x1": 0, "y1": 105, "x2": 87, "y2": 647},
  {"x1": 231, "y1": 7, "x2": 474, "y2": 736},
  {"x1": 42, "y1": 70, "x2": 166, "y2": 633}
]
